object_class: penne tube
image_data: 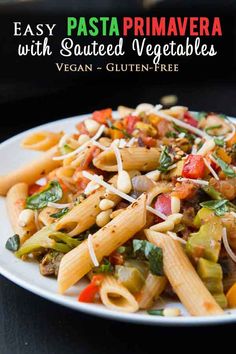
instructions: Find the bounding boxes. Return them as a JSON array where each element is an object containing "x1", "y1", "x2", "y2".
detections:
[
  {"x1": 93, "y1": 147, "x2": 160, "y2": 172},
  {"x1": 55, "y1": 176, "x2": 120, "y2": 236},
  {"x1": 145, "y1": 230, "x2": 223, "y2": 316},
  {"x1": 0, "y1": 146, "x2": 61, "y2": 196},
  {"x1": 21, "y1": 131, "x2": 63, "y2": 151},
  {"x1": 58, "y1": 193, "x2": 147, "y2": 294},
  {"x1": 6, "y1": 183, "x2": 35, "y2": 242},
  {"x1": 99, "y1": 275, "x2": 139, "y2": 313},
  {"x1": 137, "y1": 273, "x2": 167, "y2": 310},
  {"x1": 38, "y1": 207, "x2": 58, "y2": 226}
]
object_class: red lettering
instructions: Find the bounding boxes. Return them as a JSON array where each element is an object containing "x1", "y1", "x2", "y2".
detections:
[
  {"x1": 190, "y1": 17, "x2": 199, "y2": 36},
  {"x1": 212, "y1": 17, "x2": 222, "y2": 36},
  {"x1": 134, "y1": 17, "x2": 144, "y2": 36},
  {"x1": 152, "y1": 17, "x2": 166, "y2": 36},
  {"x1": 200, "y1": 17, "x2": 210, "y2": 35},
  {"x1": 167, "y1": 17, "x2": 178, "y2": 36},
  {"x1": 123, "y1": 17, "x2": 133, "y2": 36},
  {"x1": 177, "y1": 17, "x2": 188, "y2": 36}
]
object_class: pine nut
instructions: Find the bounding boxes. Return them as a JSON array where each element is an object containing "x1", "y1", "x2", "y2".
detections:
[
  {"x1": 99, "y1": 199, "x2": 115, "y2": 211},
  {"x1": 171, "y1": 196, "x2": 180, "y2": 214},
  {"x1": 163, "y1": 308, "x2": 181, "y2": 317},
  {"x1": 84, "y1": 119, "x2": 100, "y2": 135},
  {"x1": 18, "y1": 209, "x2": 35, "y2": 227},
  {"x1": 145, "y1": 170, "x2": 161, "y2": 182},
  {"x1": 117, "y1": 170, "x2": 132, "y2": 193},
  {"x1": 96, "y1": 209, "x2": 112, "y2": 227}
]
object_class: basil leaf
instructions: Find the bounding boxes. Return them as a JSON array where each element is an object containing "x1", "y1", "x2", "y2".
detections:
[
  {"x1": 158, "y1": 146, "x2": 173, "y2": 173},
  {"x1": 26, "y1": 180, "x2": 63, "y2": 210},
  {"x1": 93, "y1": 258, "x2": 114, "y2": 273},
  {"x1": 5, "y1": 234, "x2": 20, "y2": 251},
  {"x1": 214, "y1": 138, "x2": 225, "y2": 147},
  {"x1": 200, "y1": 199, "x2": 229, "y2": 216},
  {"x1": 205, "y1": 125, "x2": 222, "y2": 133},
  {"x1": 212, "y1": 154, "x2": 236, "y2": 178},
  {"x1": 107, "y1": 121, "x2": 132, "y2": 138},
  {"x1": 133, "y1": 239, "x2": 163, "y2": 276},
  {"x1": 147, "y1": 309, "x2": 164, "y2": 316},
  {"x1": 50, "y1": 207, "x2": 69, "y2": 219}
]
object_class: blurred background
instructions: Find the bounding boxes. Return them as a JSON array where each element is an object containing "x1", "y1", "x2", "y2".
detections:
[{"x1": 0, "y1": 0, "x2": 235, "y2": 140}]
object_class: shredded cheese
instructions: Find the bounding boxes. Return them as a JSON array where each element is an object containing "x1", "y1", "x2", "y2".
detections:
[
  {"x1": 196, "y1": 139, "x2": 215, "y2": 156},
  {"x1": 34, "y1": 210, "x2": 40, "y2": 231},
  {"x1": 82, "y1": 171, "x2": 167, "y2": 220},
  {"x1": 92, "y1": 140, "x2": 108, "y2": 151},
  {"x1": 224, "y1": 123, "x2": 236, "y2": 142},
  {"x1": 176, "y1": 177, "x2": 209, "y2": 186},
  {"x1": 119, "y1": 139, "x2": 127, "y2": 148},
  {"x1": 87, "y1": 234, "x2": 99, "y2": 267},
  {"x1": 84, "y1": 180, "x2": 101, "y2": 195},
  {"x1": 58, "y1": 133, "x2": 70, "y2": 148},
  {"x1": 167, "y1": 231, "x2": 187, "y2": 245},
  {"x1": 111, "y1": 142, "x2": 123, "y2": 174},
  {"x1": 230, "y1": 211, "x2": 236, "y2": 218},
  {"x1": 203, "y1": 158, "x2": 219, "y2": 180},
  {"x1": 126, "y1": 137, "x2": 137, "y2": 147},
  {"x1": 47, "y1": 202, "x2": 72, "y2": 209},
  {"x1": 53, "y1": 124, "x2": 105, "y2": 161},
  {"x1": 154, "y1": 108, "x2": 210, "y2": 140},
  {"x1": 222, "y1": 227, "x2": 236, "y2": 263}
]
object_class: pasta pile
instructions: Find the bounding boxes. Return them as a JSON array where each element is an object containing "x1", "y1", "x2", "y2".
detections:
[{"x1": 3, "y1": 103, "x2": 236, "y2": 317}]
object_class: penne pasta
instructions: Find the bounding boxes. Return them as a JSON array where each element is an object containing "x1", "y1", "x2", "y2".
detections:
[
  {"x1": 38, "y1": 207, "x2": 58, "y2": 226},
  {"x1": 21, "y1": 131, "x2": 63, "y2": 151},
  {"x1": 6, "y1": 183, "x2": 35, "y2": 242},
  {"x1": 0, "y1": 146, "x2": 61, "y2": 196},
  {"x1": 93, "y1": 147, "x2": 160, "y2": 172},
  {"x1": 145, "y1": 230, "x2": 224, "y2": 316},
  {"x1": 137, "y1": 273, "x2": 167, "y2": 310},
  {"x1": 57, "y1": 194, "x2": 147, "y2": 294},
  {"x1": 55, "y1": 176, "x2": 120, "y2": 236},
  {"x1": 100, "y1": 275, "x2": 139, "y2": 313}
]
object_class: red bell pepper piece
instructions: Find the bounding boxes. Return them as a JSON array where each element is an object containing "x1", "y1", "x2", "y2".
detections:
[
  {"x1": 184, "y1": 112, "x2": 198, "y2": 128},
  {"x1": 182, "y1": 154, "x2": 205, "y2": 179},
  {"x1": 123, "y1": 115, "x2": 141, "y2": 134},
  {"x1": 154, "y1": 194, "x2": 172, "y2": 218},
  {"x1": 92, "y1": 108, "x2": 112, "y2": 124},
  {"x1": 78, "y1": 275, "x2": 104, "y2": 303}
]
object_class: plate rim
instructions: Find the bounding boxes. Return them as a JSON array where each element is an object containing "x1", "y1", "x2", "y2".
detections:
[{"x1": 1, "y1": 112, "x2": 236, "y2": 326}]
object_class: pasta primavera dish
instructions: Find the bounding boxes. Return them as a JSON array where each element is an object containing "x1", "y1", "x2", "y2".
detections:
[{"x1": 1, "y1": 103, "x2": 236, "y2": 317}]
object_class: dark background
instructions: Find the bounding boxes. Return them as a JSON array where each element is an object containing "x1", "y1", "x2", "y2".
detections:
[{"x1": 0, "y1": 1, "x2": 236, "y2": 353}]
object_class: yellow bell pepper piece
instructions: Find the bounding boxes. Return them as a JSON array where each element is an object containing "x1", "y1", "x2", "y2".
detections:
[{"x1": 226, "y1": 282, "x2": 236, "y2": 308}]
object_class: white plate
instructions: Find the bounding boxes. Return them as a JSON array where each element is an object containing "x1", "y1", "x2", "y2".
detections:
[{"x1": 0, "y1": 113, "x2": 236, "y2": 326}]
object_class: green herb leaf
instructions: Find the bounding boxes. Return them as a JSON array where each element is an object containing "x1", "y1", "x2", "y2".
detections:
[
  {"x1": 165, "y1": 131, "x2": 178, "y2": 138},
  {"x1": 50, "y1": 207, "x2": 69, "y2": 219},
  {"x1": 212, "y1": 154, "x2": 236, "y2": 178},
  {"x1": 26, "y1": 181, "x2": 63, "y2": 210},
  {"x1": 172, "y1": 123, "x2": 195, "y2": 142},
  {"x1": 214, "y1": 138, "x2": 225, "y2": 147},
  {"x1": 200, "y1": 199, "x2": 229, "y2": 216},
  {"x1": 5, "y1": 234, "x2": 20, "y2": 252},
  {"x1": 196, "y1": 112, "x2": 207, "y2": 121},
  {"x1": 147, "y1": 309, "x2": 164, "y2": 316},
  {"x1": 93, "y1": 258, "x2": 114, "y2": 273},
  {"x1": 133, "y1": 239, "x2": 163, "y2": 276},
  {"x1": 107, "y1": 121, "x2": 132, "y2": 138},
  {"x1": 205, "y1": 125, "x2": 222, "y2": 133},
  {"x1": 158, "y1": 146, "x2": 173, "y2": 173},
  {"x1": 202, "y1": 185, "x2": 222, "y2": 200}
]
